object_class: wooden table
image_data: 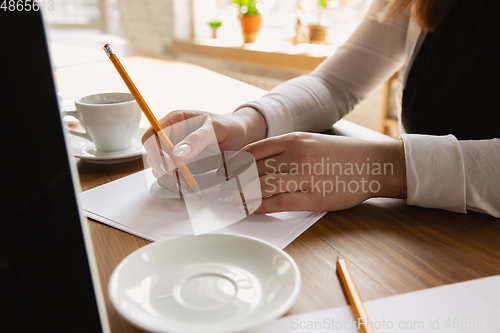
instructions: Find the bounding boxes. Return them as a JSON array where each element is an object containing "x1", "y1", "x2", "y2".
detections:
[{"x1": 50, "y1": 31, "x2": 500, "y2": 332}]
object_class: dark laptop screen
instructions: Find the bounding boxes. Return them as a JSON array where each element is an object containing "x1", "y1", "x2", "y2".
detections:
[{"x1": 0, "y1": 9, "x2": 104, "y2": 332}]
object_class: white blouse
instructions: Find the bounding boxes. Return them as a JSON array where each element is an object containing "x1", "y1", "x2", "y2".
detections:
[{"x1": 236, "y1": 0, "x2": 500, "y2": 217}]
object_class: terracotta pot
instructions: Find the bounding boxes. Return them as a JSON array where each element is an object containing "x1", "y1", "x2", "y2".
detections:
[{"x1": 239, "y1": 15, "x2": 262, "y2": 43}]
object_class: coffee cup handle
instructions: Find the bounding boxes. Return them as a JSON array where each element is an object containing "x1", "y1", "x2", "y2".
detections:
[{"x1": 61, "y1": 110, "x2": 92, "y2": 141}]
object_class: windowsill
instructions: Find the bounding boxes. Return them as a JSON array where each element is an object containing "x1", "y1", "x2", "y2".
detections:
[{"x1": 172, "y1": 38, "x2": 339, "y2": 72}]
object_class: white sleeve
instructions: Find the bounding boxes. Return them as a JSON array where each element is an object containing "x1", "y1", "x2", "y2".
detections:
[
  {"x1": 459, "y1": 139, "x2": 500, "y2": 217},
  {"x1": 400, "y1": 134, "x2": 500, "y2": 218},
  {"x1": 235, "y1": 0, "x2": 408, "y2": 137}
]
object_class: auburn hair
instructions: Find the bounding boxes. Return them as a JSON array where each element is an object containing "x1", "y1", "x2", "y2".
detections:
[{"x1": 384, "y1": 0, "x2": 459, "y2": 31}]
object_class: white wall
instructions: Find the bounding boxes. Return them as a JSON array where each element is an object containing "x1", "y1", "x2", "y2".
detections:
[{"x1": 117, "y1": 0, "x2": 176, "y2": 54}]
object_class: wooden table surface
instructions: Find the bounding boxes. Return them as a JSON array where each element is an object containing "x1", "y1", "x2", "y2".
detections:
[{"x1": 50, "y1": 30, "x2": 500, "y2": 332}]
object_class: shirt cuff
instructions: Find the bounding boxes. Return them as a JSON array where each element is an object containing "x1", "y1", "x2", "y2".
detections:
[
  {"x1": 234, "y1": 97, "x2": 294, "y2": 138},
  {"x1": 400, "y1": 134, "x2": 466, "y2": 213}
]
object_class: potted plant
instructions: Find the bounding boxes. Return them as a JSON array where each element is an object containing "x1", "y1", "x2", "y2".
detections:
[
  {"x1": 208, "y1": 20, "x2": 222, "y2": 38},
  {"x1": 233, "y1": 0, "x2": 262, "y2": 43},
  {"x1": 309, "y1": 0, "x2": 329, "y2": 43},
  {"x1": 295, "y1": 0, "x2": 339, "y2": 44}
]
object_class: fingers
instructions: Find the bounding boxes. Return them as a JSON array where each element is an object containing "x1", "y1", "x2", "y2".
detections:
[
  {"x1": 237, "y1": 173, "x2": 313, "y2": 203},
  {"x1": 216, "y1": 136, "x2": 289, "y2": 177},
  {"x1": 240, "y1": 135, "x2": 289, "y2": 161},
  {"x1": 147, "y1": 133, "x2": 190, "y2": 192},
  {"x1": 152, "y1": 169, "x2": 174, "y2": 191},
  {"x1": 217, "y1": 151, "x2": 294, "y2": 178},
  {"x1": 142, "y1": 119, "x2": 172, "y2": 146},
  {"x1": 143, "y1": 111, "x2": 220, "y2": 184},
  {"x1": 142, "y1": 110, "x2": 210, "y2": 165},
  {"x1": 259, "y1": 173, "x2": 313, "y2": 197},
  {"x1": 218, "y1": 173, "x2": 321, "y2": 213},
  {"x1": 141, "y1": 110, "x2": 205, "y2": 145},
  {"x1": 158, "y1": 110, "x2": 206, "y2": 133},
  {"x1": 254, "y1": 154, "x2": 295, "y2": 177},
  {"x1": 172, "y1": 115, "x2": 215, "y2": 161},
  {"x1": 143, "y1": 132, "x2": 177, "y2": 174},
  {"x1": 215, "y1": 150, "x2": 254, "y2": 177},
  {"x1": 254, "y1": 192, "x2": 315, "y2": 214},
  {"x1": 152, "y1": 166, "x2": 192, "y2": 196}
]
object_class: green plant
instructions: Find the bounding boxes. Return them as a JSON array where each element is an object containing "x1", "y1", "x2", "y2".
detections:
[
  {"x1": 318, "y1": 0, "x2": 350, "y2": 9},
  {"x1": 232, "y1": 0, "x2": 260, "y2": 16},
  {"x1": 208, "y1": 20, "x2": 222, "y2": 38},
  {"x1": 318, "y1": 0, "x2": 328, "y2": 9},
  {"x1": 208, "y1": 20, "x2": 222, "y2": 29}
]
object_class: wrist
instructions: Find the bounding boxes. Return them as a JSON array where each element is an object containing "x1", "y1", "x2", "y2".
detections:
[
  {"x1": 370, "y1": 140, "x2": 407, "y2": 199},
  {"x1": 233, "y1": 106, "x2": 267, "y2": 145}
]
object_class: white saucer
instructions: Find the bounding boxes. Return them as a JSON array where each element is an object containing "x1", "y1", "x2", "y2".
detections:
[
  {"x1": 108, "y1": 234, "x2": 301, "y2": 333},
  {"x1": 66, "y1": 128, "x2": 146, "y2": 163}
]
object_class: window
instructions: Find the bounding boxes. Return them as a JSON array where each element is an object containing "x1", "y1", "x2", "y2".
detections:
[
  {"x1": 188, "y1": 0, "x2": 372, "y2": 45},
  {"x1": 43, "y1": 0, "x2": 121, "y2": 35},
  {"x1": 44, "y1": 0, "x2": 100, "y2": 25}
]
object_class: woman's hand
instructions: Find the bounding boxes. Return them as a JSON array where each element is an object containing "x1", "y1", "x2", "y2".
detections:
[
  {"x1": 142, "y1": 107, "x2": 267, "y2": 191},
  {"x1": 225, "y1": 132, "x2": 407, "y2": 213}
]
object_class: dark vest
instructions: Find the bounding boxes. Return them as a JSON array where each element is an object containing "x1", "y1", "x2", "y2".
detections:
[{"x1": 402, "y1": 0, "x2": 500, "y2": 140}]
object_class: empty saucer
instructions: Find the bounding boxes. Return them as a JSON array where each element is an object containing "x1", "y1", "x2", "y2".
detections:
[
  {"x1": 66, "y1": 128, "x2": 146, "y2": 163},
  {"x1": 108, "y1": 234, "x2": 301, "y2": 333}
]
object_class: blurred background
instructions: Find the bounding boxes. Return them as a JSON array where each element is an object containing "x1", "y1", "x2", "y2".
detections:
[{"x1": 44, "y1": 0, "x2": 399, "y2": 137}]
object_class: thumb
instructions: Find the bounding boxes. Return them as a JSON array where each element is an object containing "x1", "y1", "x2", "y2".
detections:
[{"x1": 172, "y1": 121, "x2": 215, "y2": 160}]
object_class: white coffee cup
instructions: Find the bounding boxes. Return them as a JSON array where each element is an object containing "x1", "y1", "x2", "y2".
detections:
[{"x1": 61, "y1": 92, "x2": 141, "y2": 152}]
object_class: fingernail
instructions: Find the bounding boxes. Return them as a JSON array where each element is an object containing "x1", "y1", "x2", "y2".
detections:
[
  {"x1": 160, "y1": 162, "x2": 173, "y2": 176},
  {"x1": 173, "y1": 144, "x2": 191, "y2": 157},
  {"x1": 218, "y1": 193, "x2": 234, "y2": 204}
]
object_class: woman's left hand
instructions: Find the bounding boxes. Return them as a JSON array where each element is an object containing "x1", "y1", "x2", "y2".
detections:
[{"x1": 227, "y1": 132, "x2": 407, "y2": 214}]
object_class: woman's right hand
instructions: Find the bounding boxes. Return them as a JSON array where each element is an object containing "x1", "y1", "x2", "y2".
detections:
[{"x1": 141, "y1": 107, "x2": 267, "y2": 192}]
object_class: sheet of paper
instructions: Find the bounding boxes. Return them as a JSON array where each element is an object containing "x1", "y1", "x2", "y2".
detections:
[
  {"x1": 79, "y1": 169, "x2": 326, "y2": 249},
  {"x1": 246, "y1": 274, "x2": 500, "y2": 333}
]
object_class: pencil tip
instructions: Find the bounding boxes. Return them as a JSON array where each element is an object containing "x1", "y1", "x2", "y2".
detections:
[{"x1": 191, "y1": 184, "x2": 202, "y2": 198}]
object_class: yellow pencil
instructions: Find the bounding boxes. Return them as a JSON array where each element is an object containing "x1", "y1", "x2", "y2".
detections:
[
  {"x1": 336, "y1": 258, "x2": 375, "y2": 333},
  {"x1": 103, "y1": 44, "x2": 201, "y2": 197}
]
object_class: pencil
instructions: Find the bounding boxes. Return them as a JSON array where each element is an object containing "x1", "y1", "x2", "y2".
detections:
[
  {"x1": 336, "y1": 258, "x2": 375, "y2": 333},
  {"x1": 103, "y1": 44, "x2": 201, "y2": 197}
]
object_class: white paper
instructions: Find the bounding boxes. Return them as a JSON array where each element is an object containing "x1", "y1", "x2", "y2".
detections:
[
  {"x1": 247, "y1": 274, "x2": 500, "y2": 333},
  {"x1": 79, "y1": 169, "x2": 326, "y2": 249}
]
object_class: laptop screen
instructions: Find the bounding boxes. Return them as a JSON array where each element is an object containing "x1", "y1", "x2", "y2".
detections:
[{"x1": 0, "y1": 9, "x2": 108, "y2": 332}]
